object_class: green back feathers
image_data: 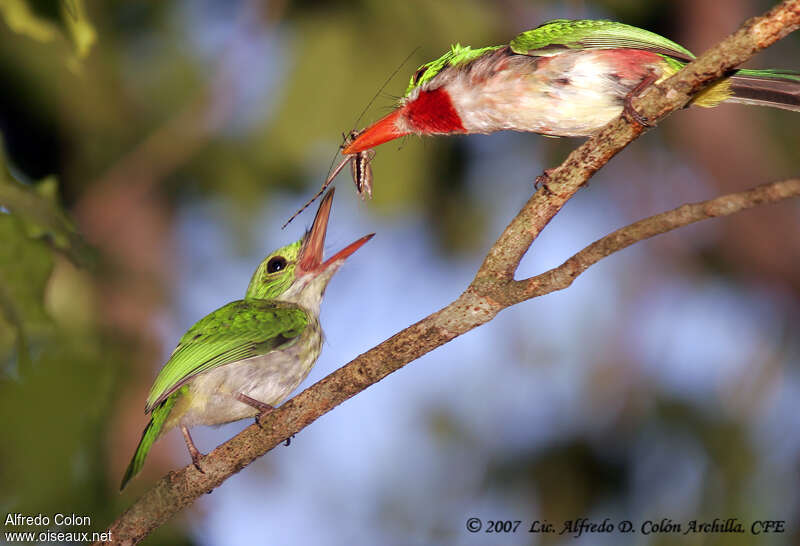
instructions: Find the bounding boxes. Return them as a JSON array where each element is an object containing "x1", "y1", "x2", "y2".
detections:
[
  {"x1": 144, "y1": 300, "x2": 308, "y2": 411},
  {"x1": 405, "y1": 43, "x2": 503, "y2": 95},
  {"x1": 245, "y1": 239, "x2": 303, "y2": 300},
  {"x1": 405, "y1": 19, "x2": 700, "y2": 97},
  {"x1": 510, "y1": 20, "x2": 800, "y2": 109},
  {"x1": 120, "y1": 387, "x2": 185, "y2": 490},
  {"x1": 510, "y1": 19, "x2": 694, "y2": 61},
  {"x1": 735, "y1": 68, "x2": 800, "y2": 82}
]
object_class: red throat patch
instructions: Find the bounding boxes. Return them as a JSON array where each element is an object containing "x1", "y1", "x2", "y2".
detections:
[
  {"x1": 405, "y1": 88, "x2": 466, "y2": 134},
  {"x1": 343, "y1": 87, "x2": 468, "y2": 154}
]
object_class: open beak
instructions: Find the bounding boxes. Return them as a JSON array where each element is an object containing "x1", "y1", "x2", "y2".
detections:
[
  {"x1": 297, "y1": 187, "x2": 374, "y2": 275},
  {"x1": 342, "y1": 109, "x2": 409, "y2": 154}
]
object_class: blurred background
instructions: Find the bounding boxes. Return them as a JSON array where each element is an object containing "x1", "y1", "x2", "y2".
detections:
[{"x1": 1, "y1": 0, "x2": 799, "y2": 545}]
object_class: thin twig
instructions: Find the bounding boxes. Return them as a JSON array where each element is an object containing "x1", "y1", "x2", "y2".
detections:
[{"x1": 510, "y1": 178, "x2": 800, "y2": 302}]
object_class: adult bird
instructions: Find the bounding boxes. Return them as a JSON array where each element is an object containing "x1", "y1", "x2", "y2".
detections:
[
  {"x1": 121, "y1": 188, "x2": 373, "y2": 490},
  {"x1": 343, "y1": 19, "x2": 799, "y2": 154}
]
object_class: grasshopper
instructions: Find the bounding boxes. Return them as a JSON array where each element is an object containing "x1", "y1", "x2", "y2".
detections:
[{"x1": 282, "y1": 129, "x2": 375, "y2": 228}]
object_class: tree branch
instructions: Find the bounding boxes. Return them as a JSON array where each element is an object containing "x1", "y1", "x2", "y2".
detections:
[
  {"x1": 99, "y1": 1, "x2": 800, "y2": 544},
  {"x1": 509, "y1": 178, "x2": 800, "y2": 302}
]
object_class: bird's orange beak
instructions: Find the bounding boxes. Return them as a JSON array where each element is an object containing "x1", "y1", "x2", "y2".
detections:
[
  {"x1": 298, "y1": 188, "x2": 373, "y2": 274},
  {"x1": 342, "y1": 109, "x2": 409, "y2": 154}
]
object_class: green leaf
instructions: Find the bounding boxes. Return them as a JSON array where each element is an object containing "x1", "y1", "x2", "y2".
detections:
[
  {"x1": 0, "y1": 214, "x2": 54, "y2": 371},
  {"x1": 0, "y1": 141, "x2": 95, "y2": 267},
  {"x1": 0, "y1": 0, "x2": 59, "y2": 43},
  {"x1": 61, "y1": 0, "x2": 96, "y2": 59},
  {"x1": 0, "y1": 0, "x2": 96, "y2": 61}
]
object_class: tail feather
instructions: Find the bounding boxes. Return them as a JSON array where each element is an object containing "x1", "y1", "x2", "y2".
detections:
[
  {"x1": 727, "y1": 69, "x2": 800, "y2": 112},
  {"x1": 120, "y1": 392, "x2": 180, "y2": 491}
]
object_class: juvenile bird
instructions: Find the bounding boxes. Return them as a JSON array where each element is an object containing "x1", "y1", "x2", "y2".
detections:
[{"x1": 121, "y1": 189, "x2": 372, "y2": 490}]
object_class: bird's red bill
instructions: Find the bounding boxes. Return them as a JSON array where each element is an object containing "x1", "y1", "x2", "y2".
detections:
[
  {"x1": 319, "y1": 233, "x2": 374, "y2": 271},
  {"x1": 298, "y1": 188, "x2": 374, "y2": 273},
  {"x1": 342, "y1": 110, "x2": 407, "y2": 154},
  {"x1": 298, "y1": 188, "x2": 334, "y2": 272}
]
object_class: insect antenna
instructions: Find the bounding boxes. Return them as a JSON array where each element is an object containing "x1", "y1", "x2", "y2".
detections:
[
  {"x1": 281, "y1": 155, "x2": 350, "y2": 229},
  {"x1": 350, "y1": 46, "x2": 419, "y2": 130},
  {"x1": 282, "y1": 47, "x2": 420, "y2": 228}
]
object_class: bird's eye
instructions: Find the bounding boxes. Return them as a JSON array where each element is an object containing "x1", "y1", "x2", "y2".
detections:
[
  {"x1": 267, "y1": 256, "x2": 287, "y2": 273},
  {"x1": 412, "y1": 67, "x2": 426, "y2": 85}
]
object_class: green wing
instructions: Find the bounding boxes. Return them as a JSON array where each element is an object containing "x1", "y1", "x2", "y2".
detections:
[
  {"x1": 510, "y1": 19, "x2": 694, "y2": 61},
  {"x1": 144, "y1": 300, "x2": 309, "y2": 412},
  {"x1": 405, "y1": 19, "x2": 694, "y2": 97}
]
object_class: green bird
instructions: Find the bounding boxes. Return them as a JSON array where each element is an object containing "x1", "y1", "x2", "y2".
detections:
[
  {"x1": 343, "y1": 19, "x2": 800, "y2": 154},
  {"x1": 121, "y1": 189, "x2": 373, "y2": 490}
]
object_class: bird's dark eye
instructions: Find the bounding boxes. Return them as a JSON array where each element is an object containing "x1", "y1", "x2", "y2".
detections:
[
  {"x1": 267, "y1": 256, "x2": 287, "y2": 273},
  {"x1": 412, "y1": 67, "x2": 426, "y2": 85}
]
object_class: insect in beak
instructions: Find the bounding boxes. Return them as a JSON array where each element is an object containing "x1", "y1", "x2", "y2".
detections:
[
  {"x1": 282, "y1": 129, "x2": 376, "y2": 229},
  {"x1": 344, "y1": 129, "x2": 375, "y2": 200},
  {"x1": 322, "y1": 129, "x2": 375, "y2": 200}
]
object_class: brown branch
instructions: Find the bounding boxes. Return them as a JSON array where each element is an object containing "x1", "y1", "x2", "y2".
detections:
[
  {"x1": 98, "y1": 1, "x2": 800, "y2": 544},
  {"x1": 509, "y1": 178, "x2": 800, "y2": 302}
]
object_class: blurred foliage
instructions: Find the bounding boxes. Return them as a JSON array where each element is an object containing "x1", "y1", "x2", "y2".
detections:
[
  {"x1": 0, "y1": 1, "x2": 177, "y2": 543},
  {"x1": 0, "y1": 0, "x2": 95, "y2": 68},
  {"x1": 0, "y1": 212, "x2": 52, "y2": 369}
]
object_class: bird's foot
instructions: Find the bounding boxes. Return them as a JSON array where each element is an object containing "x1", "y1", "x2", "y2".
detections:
[
  {"x1": 255, "y1": 408, "x2": 275, "y2": 429},
  {"x1": 623, "y1": 97, "x2": 651, "y2": 127},
  {"x1": 534, "y1": 168, "x2": 556, "y2": 195},
  {"x1": 236, "y1": 393, "x2": 275, "y2": 429},
  {"x1": 284, "y1": 434, "x2": 297, "y2": 447},
  {"x1": 181, "y1": 425, "x2": 206, "y2": 474},
  {"x1": 623, "y1": 72, "x2": 658, "y2": 128},
  {"x1": 189, "y1": 449, "x2": 205, "y2": 473}
]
